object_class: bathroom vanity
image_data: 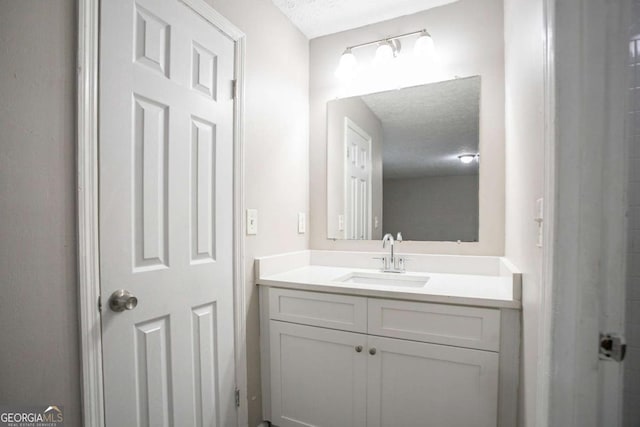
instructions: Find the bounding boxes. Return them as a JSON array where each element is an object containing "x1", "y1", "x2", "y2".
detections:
[{"x1": 257, "y1": 250, "x2": 521, "y2": 427}]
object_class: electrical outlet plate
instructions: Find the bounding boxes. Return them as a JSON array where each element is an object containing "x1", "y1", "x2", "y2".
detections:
[{"x1": 298, "y1": 212, "x2": 306, "y2": 234}]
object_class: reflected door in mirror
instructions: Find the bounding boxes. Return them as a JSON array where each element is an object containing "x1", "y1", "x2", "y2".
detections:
[{"x1": 345, "y1": 118, "x2": 372, "y2": 240}]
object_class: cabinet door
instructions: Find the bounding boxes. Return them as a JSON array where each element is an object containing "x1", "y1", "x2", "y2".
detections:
[
  {"x1": 366, "y1": 335, "x2": 499, "y2": 427},
  {"x1": 270, "y1": 321, "x2": 367, "y2": 427}
]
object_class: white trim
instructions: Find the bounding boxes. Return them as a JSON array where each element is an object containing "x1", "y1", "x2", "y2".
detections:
[
  {"x1": 180, "y1": 0, "x2": 245, "y2": 41},
  {"x1": 77, "y1": 0, "x2": 248, "y2": 425},
  {"x1": 537, "y1": 0, "x2": 556, "y2": 425},
  {"x1": 77, "y1": 0, "x2": 104, "y2": 426},
  {"x1": 231, "y1": 27, "x2": 249, "y2": 427}
]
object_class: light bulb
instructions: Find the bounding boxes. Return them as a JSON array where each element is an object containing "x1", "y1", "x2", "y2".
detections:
[
  {"x1": 414, "y1": 31, "x2": 435, "y2": 58},
  {"x1": 374, "y1": 41, "x2": 395, "y2": 65},
  {"x1": 458, "y1": 154, "x2": 476, "y2": 164},
  {"x1": 335, "y1": 48, "x2": 357, "y2": 80}
]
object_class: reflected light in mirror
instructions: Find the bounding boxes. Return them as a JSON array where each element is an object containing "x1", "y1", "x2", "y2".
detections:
[{"x1": 458, "y1": 154, "x2": 479, "y2": 164}]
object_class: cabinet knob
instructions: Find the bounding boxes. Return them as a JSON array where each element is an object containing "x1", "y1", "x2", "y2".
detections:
[
  {"x1": 355, "y1": 345, "x2": 363, "y2": 353},
  {"x1": 369, "y1": 348, "x2": 377, "y2": 355}
]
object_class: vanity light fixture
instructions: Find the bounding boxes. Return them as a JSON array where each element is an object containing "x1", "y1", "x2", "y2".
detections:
[
  {"x1": 458, "y1": 154, "x2": 479, "y2": 164},
  {"x1": 414, "y1": 30, "x2": 435, "y2": 58},
  {"x1": 335, "y1": 47, "x2": 357, "y2": 79},
  {"x1": 374, "y1": 39, "x2": 401, "y2": 65},
  {"x1": 336, "y1": 29, "x2": 434, "y2": 78}
]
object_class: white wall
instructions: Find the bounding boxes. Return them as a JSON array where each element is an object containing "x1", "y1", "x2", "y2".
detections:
[
  {"x1": 205, "y1": 1, "x2": 309, "y2": 425},
  {"x1": 503, "y1": 0, "x2": 545, "y2": 425},
  {"x1": 0, "y1": 1, "x2": 81, "y2": 425},
  {"x1": 309, "y1": 0, "x2": 505, "y2": 255},
  {"x1": 383, "y1": 175, "x2": 479, "y2": 242},
  {"x1": 326, "y1": 97, "x2": 383, "y2": 239}
]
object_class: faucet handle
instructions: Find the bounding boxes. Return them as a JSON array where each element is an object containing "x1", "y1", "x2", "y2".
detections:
[
  {"x1": 372, "y1": 256, "x2": 389, "y2": 270},
  {"x1": 396, "y1": 232, "x2": 403, "y2": 243},
  {"x1": 393, "y1": 256, "x2": 406, "y2": 272}
]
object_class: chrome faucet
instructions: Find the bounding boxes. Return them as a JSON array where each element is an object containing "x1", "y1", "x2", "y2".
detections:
[
  {"x1": 382, "y1": 233, "x2": 395, "y2": 261},
  {"x1": 376, "y1": 232, "x2": 406, "y2": 272}
]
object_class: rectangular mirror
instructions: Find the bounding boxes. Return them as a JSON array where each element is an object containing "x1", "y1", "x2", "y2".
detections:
[{"x1": 326, "y1": 76, "x2": 481, "y2": 242}]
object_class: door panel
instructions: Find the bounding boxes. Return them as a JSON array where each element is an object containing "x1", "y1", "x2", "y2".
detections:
[
  {"x1": 269, "y1": 321, "x2": 367, "y2": 427},
  {"x1": 366, "y1": 335, "x2": 499, "y2": 427},
  {"x1": 132, "y1": 94, "x2": 169, "y2": 271},
  {"x1": 99, "y1": 0, "x2": 236, "y2": 425},
  {"x1": 190, "y1": 116, "x2": 217, "y2": 263},
  {"x1": 134, "y1": 316, "x2": 172, "y2": 427}
]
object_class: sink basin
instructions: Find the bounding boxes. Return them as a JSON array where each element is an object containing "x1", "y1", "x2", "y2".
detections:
[{"x1": 337, "y1": 272, "x2": 429, "y2": 288}]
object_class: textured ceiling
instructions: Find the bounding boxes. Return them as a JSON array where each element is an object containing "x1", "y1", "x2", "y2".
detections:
[
  {"x1": 271, "y1": 0, "x2": 459, "y2": 39},
  {"x1": 360, "y1": 76, "x2": 481, "y2": 179}
]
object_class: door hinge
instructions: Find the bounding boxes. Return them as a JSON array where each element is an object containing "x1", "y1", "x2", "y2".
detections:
[
  {"x1": 600, "y1": 333, "x2": 627, "y2": 362},
  {"x1": 235, "y1": 389, "x2": 240, "y2": 408},
  {"x1": 232, "y1": 79, "x2": 237, "y2": 99},
  {"x1": 98, "y1": 296, "x2": 102, "y2": 313}
]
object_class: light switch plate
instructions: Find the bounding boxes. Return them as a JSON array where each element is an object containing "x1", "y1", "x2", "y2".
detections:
[
  {"x1": 298, "y1": 212, "x2": 306, "y2": 234},
  {"x1": 247, "y1": 209, "x2": 258, "y2": 235},
  {"x1": 338, "y1": 215, "x2": 345, "y2": 231}
]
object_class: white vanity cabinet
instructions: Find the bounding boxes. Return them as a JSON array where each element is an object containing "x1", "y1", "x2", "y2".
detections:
[
  {"x1": 269, "y1": 321, "x2": 367, "y2": 427},
  {"x1": 365, "y1": 335, "x2": 498, "y2": 427},
  {"x1": 260, "y1": 287, "x2": 518, "y2": 427}
]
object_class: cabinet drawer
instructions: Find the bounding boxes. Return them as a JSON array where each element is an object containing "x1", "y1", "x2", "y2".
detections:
[
  {"x1": 368, "y1": 299, "x2": 500, "y2": 351},
  {"x1": 268, "y1": 288, "x2": 367, "y2": 332}
]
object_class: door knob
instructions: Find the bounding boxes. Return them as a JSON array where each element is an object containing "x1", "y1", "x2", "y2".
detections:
[{"x1": 109, "y1": 289, "x2": 138, "y2": 312}]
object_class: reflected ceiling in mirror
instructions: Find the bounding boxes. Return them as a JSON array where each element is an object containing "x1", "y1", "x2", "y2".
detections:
[{"x1": 326, "y1": 76, "x2": 481, "y2": 242}]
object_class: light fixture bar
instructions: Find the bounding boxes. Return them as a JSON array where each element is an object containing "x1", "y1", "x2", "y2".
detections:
[{"x1": 345, "y1": 29, "x2": 428, "y2": 52}]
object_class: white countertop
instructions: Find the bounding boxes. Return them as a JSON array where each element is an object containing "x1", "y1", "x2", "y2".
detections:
[{"x1": 257, "y1": 265, "x2": 521, "y2": 309}]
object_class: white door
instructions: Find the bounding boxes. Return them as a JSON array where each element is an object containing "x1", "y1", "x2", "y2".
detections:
[
  {"x1": 545, "y1": 0, "x2": 630, "y2": 426},
  {"x1": 344, "y1": 118, "x2": 372, "y2": 240},
  {"x1": 366, "y1": 335, "x2": 499, "y2": 427},
  {"x1": 99, "y1": 0, "x2": 236, "y2": 425},
  {"x1": 269, "y1": 321, "x2": 367, "y2": 427}
]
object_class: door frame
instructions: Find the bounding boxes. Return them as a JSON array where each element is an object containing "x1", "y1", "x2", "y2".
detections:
[
  {"x1": 76, "y1": 1, "x2": 248, "y2": 426},
  {"x1": 538, "y1": 0, "x2": 629, "y2": 426},
  {"x1": 535, "y1": 0, "x2": 556, "y2": 424}
]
